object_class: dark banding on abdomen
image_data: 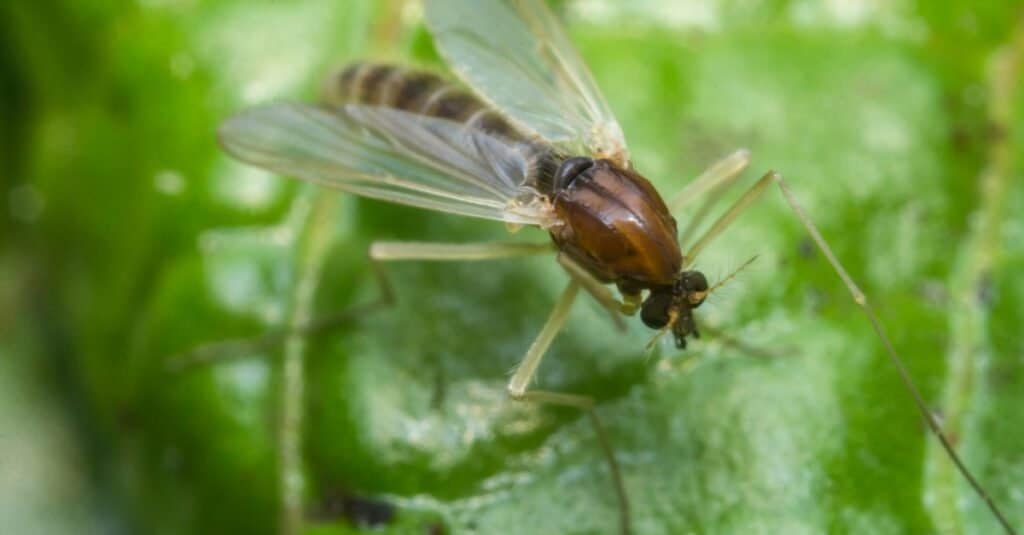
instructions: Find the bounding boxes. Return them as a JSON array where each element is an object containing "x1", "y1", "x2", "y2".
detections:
[
  {"x1": 325, "y1": 63, "x2": 522, "y2": 141},
  {"x1": 324, "y1": 62, "x2": 566, "y2": 196},
  {"x1": 391, "y1": 70, "x2": 446, "y2": 110}
]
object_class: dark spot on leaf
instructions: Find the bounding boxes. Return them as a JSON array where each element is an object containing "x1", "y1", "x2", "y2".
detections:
[
  {"x1": 949, "y1": 123, "x2": 973, "y2": 152},
  {"x1": 918, "y1": 280, "x2": 949, "y2": 306},
  {"x1": 309, "y1": 491, "x2": 396, "y2": 528},
  {"x1": 986, "y1": 359, "x2": 1020, "y2": 388},
  {"x1": 798, "y1": 237, "x2": 816, "y2": 259},
  {"x1": 985, "y1": 120, "x2": 1008, "y2": 143},
  {"x1": 424, "y1": 520, "x2": 448, "y2": 535},
  {"x1": 976, "y1": 271, "x2": 994, "y2": 307},
  {"x1": 430, "y1": 366, "x2": 447, "y2": 409}
]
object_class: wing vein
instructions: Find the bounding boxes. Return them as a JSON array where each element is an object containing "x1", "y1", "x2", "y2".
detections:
[{"x1": 218, "y1": 102, "x2": 547, "y2": 226}]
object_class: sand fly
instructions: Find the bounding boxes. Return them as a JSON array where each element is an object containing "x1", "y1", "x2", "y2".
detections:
[{"x1": 218, "y1": 1, "x2": 1016, "y2": 533}]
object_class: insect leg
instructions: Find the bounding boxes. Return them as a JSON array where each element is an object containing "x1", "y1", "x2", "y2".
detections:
[
  {"x1": 507, "y1": 280, "x2": 630, "y2": 535},
  {"x1": 668, "y1": 148, "x2": 751, "y2": 213},
  {"x1": 367, "y1": 239, "x2": 554, "y2": 302},
  {"x1": 699, "y1": 322, "x2": 787, "y2": 360},
  {"x1": 774, "y1": 174, "x2": 1017, "y2": 535},
  {"x1": 683, "y1": 171, "x2": 776, "y2": 267},
  {"x1": 368, "y1": 240, "x2": 554, "y2": 262},
  {"x1": 556, "y1": 253, "x2": 630, "y2": 329},
  {"x1": 508, "y1": 280, "x2": 580, "y2": 401},
  {"x1": 167, "y1": 240, "x2": 553, "y2": 371}
]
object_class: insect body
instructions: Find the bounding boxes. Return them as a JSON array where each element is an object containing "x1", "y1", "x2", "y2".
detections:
[
  {"x1": 219, "y1": 1, "x2": 1015, "y2": 533},
  {"x1": 547, "y1": 157, "x2": 716, "y2": 343},
  {"x1": 326, "y1": 62, "x2": 709, "y2": 347}
]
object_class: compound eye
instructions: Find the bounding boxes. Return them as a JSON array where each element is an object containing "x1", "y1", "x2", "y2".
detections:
[
  {"x1": 681, "y1": 271, "x2": 708, "y2": 293},
  {"x1": 553, "y1": 157, "x2": 594, "y2": 190},
  {"x1": 640, "y1": 292, "x2": 673, "y2": 329}
]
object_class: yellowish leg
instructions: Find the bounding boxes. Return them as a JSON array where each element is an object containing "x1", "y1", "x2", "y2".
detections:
[
  {"x1": 168, "y1": 240, "x2": 553, "y2": 371},
  {"x1": 669, "y1": 157, "x2": 1013, "y2": 532},
  {"x1": 556, "y1": 253, "x2": 630, "y2": 331},
  {"x1": 668, "y1": 148, "x2": 751, "y2": 213},
  {"x1": 673, "y1": 150, "x2": 754, "y2": 250},
  {"x1": 507, "y1": 281, "x2": 581, "y2": 401},
  {"x1": 774, "y1": 175, "x2": 1015, "y2": 534},
  {"x1": 368, "y1": 240, "x2": 553, "y2": 261},
  {"x1": 683, "y1": 171, "x2": 776, "y2": 267},
  {"x1": 167, "y1": 239, "x2": 632, "y2": 528},
  {"x1": 506, "y1": 280, "x2": 631, "y2": 535}
]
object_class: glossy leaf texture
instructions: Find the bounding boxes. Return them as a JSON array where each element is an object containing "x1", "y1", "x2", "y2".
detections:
[{"x1": 3, "y1": 1, "x2": 1023, "y2": 534}]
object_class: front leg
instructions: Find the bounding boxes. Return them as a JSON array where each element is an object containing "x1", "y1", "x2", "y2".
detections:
[
  {"x1": 507, "y1": 281, "x2": 584, "y2": 402},
  {"x1": 556, "y1": 253, "x2": 638, "y2": 332},
  {"x1": 505, "y1": 280, "x2": 630, "y2": 534}
]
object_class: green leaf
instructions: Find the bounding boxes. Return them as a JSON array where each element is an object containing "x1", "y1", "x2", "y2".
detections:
[{"x1": 6, "y1": 1, "x2": 1024, "y2": 534}]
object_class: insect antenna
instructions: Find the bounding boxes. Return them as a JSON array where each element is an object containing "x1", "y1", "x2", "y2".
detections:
[
  {"x1": 706, "y1": 254, "x2": 759, "y2": 297},
  {"x1": 700, "y1": 323, "x2": 786, "y2": 360}
]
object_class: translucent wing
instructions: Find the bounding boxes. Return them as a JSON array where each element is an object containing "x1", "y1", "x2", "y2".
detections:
[
  {"x1": 424, "y1": 0, "x2": 629, "y2": 163},
  {"x1": 218, "y1": 103, "x2": 552, "y2": 225}
]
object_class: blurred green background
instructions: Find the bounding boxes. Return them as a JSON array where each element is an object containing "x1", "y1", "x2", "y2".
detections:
[{"x1": 2, "y1": 1, "x2": 1023, "y2": 534}]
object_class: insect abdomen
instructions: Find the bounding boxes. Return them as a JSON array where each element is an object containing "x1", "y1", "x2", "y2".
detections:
[{"x1": 325, "y1": 63, "x2": 521, "y2": 140}]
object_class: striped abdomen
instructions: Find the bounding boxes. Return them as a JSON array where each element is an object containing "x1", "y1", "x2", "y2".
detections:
[
  {"x1": 324, "y1": 62, "x2": 562, "y2": 193},
  {"x1": 324, "y1": 63, "x2": 524, "y2": 141}
]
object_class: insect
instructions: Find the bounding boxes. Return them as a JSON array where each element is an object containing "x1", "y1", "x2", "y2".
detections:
[{"x1": 219, "y1": 0, "x2": 1016, "y2": 533}]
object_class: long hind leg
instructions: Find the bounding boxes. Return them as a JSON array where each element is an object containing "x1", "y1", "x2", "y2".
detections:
[
  {"x1": 167, "y1": 240, "x2": 632, "y2": 532},
  {"x1": 774, "y1": 175, "x2": 1015, "y2": 534},
  {"x1": 667, "y1": 154, "x2": 1014, "y2": 532},
  {"x1": 507, "y1": 280, "x2": 631, "y2": 535}
]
